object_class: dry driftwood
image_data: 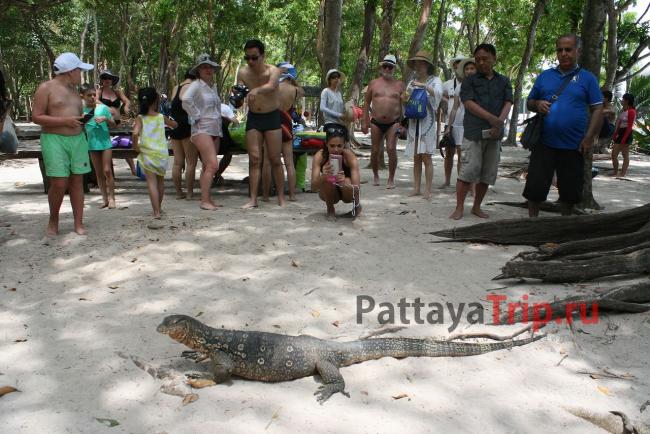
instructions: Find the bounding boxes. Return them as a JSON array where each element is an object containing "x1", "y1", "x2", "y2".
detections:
[
  {"x1": 494, "y1": 280, "x2": 650, "y2": 325},
  {"x1": 565, "y1": 407, "x2": 650, "y2": 434},
  {"x1": 518, "y1": 225, "x2": 650, "y2": 261},
  {"x1": 494, "y1": 248, "x2": 650, "y2": 282},
  {"x1": 431, "y1": 203, "x2": 650, "y2": 246}
]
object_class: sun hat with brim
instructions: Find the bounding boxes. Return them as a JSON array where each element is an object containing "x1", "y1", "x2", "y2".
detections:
[
  {"x1": 191, "y1": 53, "x2": 221, "y2": 74},
  {"x1": 99, "y1": 69, "x2": 119, "y2": 86},
  {"x1": 456, "y1": 58, "x2": 476, "y2": 80},
  {"x1": 53, "y1": 52, "x2": 93, "y2": 75},
  {"x1": 407, "y1": 50, "x2": 434, "y2": 69},
  {"x1": 380, "y1": 54, "x2": 397, "y2": 66},
  {"x1": 326, "y1": 69, "x2": 345, "y2": 82},
  {"x1": 448, "y1": 56, "x2": 465, "y2": 69}
]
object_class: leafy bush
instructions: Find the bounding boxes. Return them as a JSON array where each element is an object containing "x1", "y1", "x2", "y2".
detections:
[{"x1": 629, "y1": 76, "x2": 650, "y2": 154}]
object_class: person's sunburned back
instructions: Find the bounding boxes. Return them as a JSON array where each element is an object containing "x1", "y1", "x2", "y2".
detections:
[{"x1": 278, "y1": 80, "x2": 302, "y2": 112}]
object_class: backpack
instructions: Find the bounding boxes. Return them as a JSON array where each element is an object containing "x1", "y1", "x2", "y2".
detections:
[{"x1": 404, "y1": 87, "x2": 428, "y2": 119}]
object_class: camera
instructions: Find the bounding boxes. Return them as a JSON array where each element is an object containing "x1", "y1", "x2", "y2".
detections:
[{"x1": 229, "y1": 84, "x2": 250, "y2": 108}]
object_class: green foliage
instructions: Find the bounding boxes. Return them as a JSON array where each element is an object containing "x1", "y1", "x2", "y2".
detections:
[{"x1": 0, "y1": 0, "x2": 648, "y2": 120}]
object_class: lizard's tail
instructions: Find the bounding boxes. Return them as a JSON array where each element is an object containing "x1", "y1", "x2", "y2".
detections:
[{"x1": 336, "y1": 335, "x2": 543, "y2": 366}]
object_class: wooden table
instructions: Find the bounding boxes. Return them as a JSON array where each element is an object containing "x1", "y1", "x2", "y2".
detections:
[{"x1": 2, "y1": 125, "x2": 316, "y2": 193}]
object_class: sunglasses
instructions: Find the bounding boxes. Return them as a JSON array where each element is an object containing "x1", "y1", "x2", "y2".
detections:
[
  {"x1": 244, "y1": 55, "x2": 260, "y2": 61},
  {"x1": 381, "y1": 64, "x2": 395, "y2": 70}
]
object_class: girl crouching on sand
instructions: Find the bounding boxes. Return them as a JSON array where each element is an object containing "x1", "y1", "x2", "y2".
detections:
[
  {"x1": 311, "y1": 124, "x2": 361, "y2": 220},
  {"x1": 132, "y1": 87, "x2": 177, "y2": 219}
]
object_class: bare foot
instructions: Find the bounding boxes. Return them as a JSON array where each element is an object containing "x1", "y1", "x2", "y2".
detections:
[
  {"x1": 186, "y1": 194, "x2": 196, "y2": 201},
  {"x1": 46, "y1": 222, "x2": 59, "y2": 236},
  {"x1": 74, "y1": 225, "x2": 87, "y2": 235},
  {"x1": 609, "y1": 171, "x2": 618, "y2": 177},
  {"x1": 438, "y1": 183, "x2": 450, "y2": 189},
  {"x1": 289, "y1": 196, "x2": 297, "y2": 202},
  {"x1": 471, "y1": 207, "x2": 489, "y2": 218},
  {"x1": 386, "y1": 181, "x2": 395, "y2": 190},
  {"x1": 176, "y1": 192, "x2": 187, "y2": 200},
  {"x1": 108, "y1": 198, "x2": 116, "y2": 209},
  {"x1": 620, "y1": 171, "x2": 627, "y2": 177},
  {"x1": 373, "y1": 176, "x2": 380, "y2": 186},
  {"x1": 326, "y1": 213, "x2": 337, "y2": 222},
  {"x1": 99, "y1": 202, "x2": 109, "y2": 209},
  {"x1": 408, "y1": 191, "x2": 421, "y2": 197},
  {"x1": 423, "y1": 191, "x2": 432, "y2": 200},
  {"x1": 449, "y1": 208, "x2": 463, "y2": 220},
  {"x1": 200, "y1": 202, "x2": 219, "y2": 211},
  {"x1": 278, "y1": 197, "x2": 286, "y2": 207},
  {"x1": 241, "y1": 200, "x2": 259, "y2": 209},
  {"x1": 152, "y1": 213, "x2": 162, "y2": 219}
]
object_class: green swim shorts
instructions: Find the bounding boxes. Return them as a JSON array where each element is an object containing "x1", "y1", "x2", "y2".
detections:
[{"x1": 41, "y1": 132, "x2": 91, "y2": 177}]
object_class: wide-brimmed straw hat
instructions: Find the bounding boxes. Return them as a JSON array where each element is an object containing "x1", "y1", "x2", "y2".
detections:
[
  {"x1": 326, "y1": 68, "x2": 346, "y2": 82},
  {"x1": 190, "y1": 53, "x2": 221, "y2": 75},
  {"x1": 407, "y1": 50, "x2": 434, "y2": 69},
  {"x1": 456, "y1": 58, "x2": 476, "y2": 79},
  {"x1": 99, "y1": 69, "x2": 119, "y2": 86}
]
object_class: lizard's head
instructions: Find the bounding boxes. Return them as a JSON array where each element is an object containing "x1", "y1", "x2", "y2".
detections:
[{"x1": 157, "y1": 314, "x2": 196, "y2": 343}]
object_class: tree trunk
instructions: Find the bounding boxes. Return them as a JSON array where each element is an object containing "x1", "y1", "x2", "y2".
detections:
[
  {"x1": 79, "y1": 10, "x2": 90, "y2": 84},
  {"x1": 430, "y1": 203, "x2": 650, "y2": 246},
  {"x1": 403, "y1": 0, "x2": 433, "y2": 80},
  {"x1": 579, "y1": 0, "x2": 606, "y2": 210},
  {"x1": 494, "y1": 248, "x2": 650, "y2": 282},
  {"x1": 207, "y1": 0, "x2": 215, "y2": 57},
  {"x1": 349, "y1": 0, "x2": 377, "y2": 104},
  {"x1": 505, "y1": 0, "x2": 546, "y2": 146},
  {"x1": 378, "y1": 0, "x2": 395, "y2": 60},
  {"x1": 430, "y1": 0, "x2": 447, "y2": 78},
  {"x1": 118, "y1": 3, "x2": 130, "y2": 98},
  {"x1": 316, "y1": 0, "x2": 343, "y2": 86},
  {"x1": 602, "y1": 0, "x2": 617, "y2": 90},
  {"x1": 93, "y1": 10, "x2": 99, "y2": 84},
  {"x1": 23, "y1": 12, "x2": 55, "y2": 69}
]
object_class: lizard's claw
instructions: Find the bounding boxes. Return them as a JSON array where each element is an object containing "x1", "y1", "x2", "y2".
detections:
[
  {"x1": 314, "y1": 384, "x2": 349, "y2": 404},
  {"x1": 181, "y1": 351, "x2": 208, "y2": 362}
]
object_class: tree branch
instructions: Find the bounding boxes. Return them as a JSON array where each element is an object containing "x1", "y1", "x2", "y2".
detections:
[{"x1": 615, "y1": 58, "x2": 650, "y2": 83}]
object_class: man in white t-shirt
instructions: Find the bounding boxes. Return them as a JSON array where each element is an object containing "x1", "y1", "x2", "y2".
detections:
[{"x1": 441, "y1": 56, "x2": 465, "y2": 124}]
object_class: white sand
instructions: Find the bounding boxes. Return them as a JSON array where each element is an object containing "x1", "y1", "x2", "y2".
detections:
[{"x1": 1, "y1": 140, "x2": 649, "y2": 433}]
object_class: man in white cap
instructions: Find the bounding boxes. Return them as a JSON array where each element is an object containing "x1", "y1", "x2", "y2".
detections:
[
  {"x1": 32, "y1": 52, "x2": 94, "y2": 236},
  {"x1": 362, "y1": 54, "x2": 405, "y2": 189}
]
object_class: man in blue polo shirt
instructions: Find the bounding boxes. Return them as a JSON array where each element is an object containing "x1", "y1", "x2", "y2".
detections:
[{"x1": 523, "y1": 34, "x2": 603, "y2": 217}]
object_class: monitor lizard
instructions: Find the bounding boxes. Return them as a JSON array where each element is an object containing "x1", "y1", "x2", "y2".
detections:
[{"x1": 157, "y1": 314, "x2": 543, "y2": 404}]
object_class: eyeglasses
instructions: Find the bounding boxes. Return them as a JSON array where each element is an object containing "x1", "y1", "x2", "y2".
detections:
[
  {"x1": 381, "y1": 64, "x2": 395, "y2": 70},
  {"x1": 244, "y1": 55, "x2": 260, "y2": 61}
]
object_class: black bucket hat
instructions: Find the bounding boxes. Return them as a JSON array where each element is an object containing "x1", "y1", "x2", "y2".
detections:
[{"x1": 99, "y1": 69, "x2": 119, "y2": 86}]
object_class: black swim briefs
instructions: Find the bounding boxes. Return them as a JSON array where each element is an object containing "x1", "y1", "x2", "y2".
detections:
[{"x1": 246, "y1": 110, "x2": 281, "y2": 132}]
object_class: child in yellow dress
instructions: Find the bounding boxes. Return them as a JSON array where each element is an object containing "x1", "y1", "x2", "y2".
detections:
[{"x1": 132, "y1": 87, "x2": 177, "y2": 219}]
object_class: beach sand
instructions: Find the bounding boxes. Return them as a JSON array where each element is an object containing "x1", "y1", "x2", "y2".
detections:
[{"x1": 1, "y1": 139, "x2": 649, "y2": 433}]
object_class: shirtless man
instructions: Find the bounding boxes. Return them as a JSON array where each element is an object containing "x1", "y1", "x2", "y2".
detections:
[
  {"x1": 32, "y1": 53, "x2": 94, "y2": 235},
  {"x1": 262, "y1": 62, "x2": 305, "y2": 202},
  {"x1": 236, "y1": 39, "x2": 285, "y2": 208},
  {"x1": 362, "y1": 54, "x2": 406, "y2": 189}
]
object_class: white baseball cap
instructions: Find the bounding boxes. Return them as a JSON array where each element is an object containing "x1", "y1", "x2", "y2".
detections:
[
  {"x1": 380, "y1": 54, "x2": 397, "y2": 66},
  {"x1": 53, "y1": 52, "x2": 94, "y2": 75}
]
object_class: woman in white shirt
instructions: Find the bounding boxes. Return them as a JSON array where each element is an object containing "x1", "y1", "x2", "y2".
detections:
[
  {"x1": 181, "y1": 54, "x2": 222, "y2": 210},
  {"x1": 320, "y1": 69, "x2": 348, "y2": 136},
  {"x1": 402, "y1": 51, "x2": 442, "y2": 200}
]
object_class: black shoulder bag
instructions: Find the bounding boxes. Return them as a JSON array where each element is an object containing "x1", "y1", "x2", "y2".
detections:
[{"x1": 521, "y1": 68, "x2": 581, "y2": 150}]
